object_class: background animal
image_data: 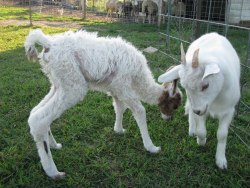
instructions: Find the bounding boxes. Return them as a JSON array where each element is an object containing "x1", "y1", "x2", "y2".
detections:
[{"x1": 106, "y1": 0, "x2": 123, "y2": 19}]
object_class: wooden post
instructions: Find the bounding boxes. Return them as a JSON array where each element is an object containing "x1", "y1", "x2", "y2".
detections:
[
  {"x1": 195, "y1": 0, "x2": 202, "y2": 39},
  {"x1": 158, "y1": 0, "x2": 162, "y2": 27},
  {"x1": 29, "y1": 0, "x2": 33, "y2": 26},
  {"x1": 82, "y1": 0, "x2": 86, "y2": 19}
]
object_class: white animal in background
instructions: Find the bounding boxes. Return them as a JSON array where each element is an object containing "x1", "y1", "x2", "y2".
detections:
[
  {"x1": 106, "y1": 0, "x2": 123, "y2": 19},
  {"x1": 24, "y1": 29, "x2": 182, "y2": 179},
  {"x1": 172, "y1": 0, "x2": 186, "y2": 17},
  {"x1": 142, "y1": 0, "x2": 158, "y2": 23},
  {"x1": 158, "y1": 32, "x2": 241, "y2": 169}
]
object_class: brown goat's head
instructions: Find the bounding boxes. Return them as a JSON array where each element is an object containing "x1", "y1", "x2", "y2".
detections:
[{"x1": 158, "y1": 79, "x2": 182, "y2": 120}]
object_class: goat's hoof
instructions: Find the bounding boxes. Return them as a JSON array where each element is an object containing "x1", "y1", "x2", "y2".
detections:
[
  {"x1": 189, "y1": 132, "x2": 195, "y2": 137},
  {"x1": 216, "y1": 157, "x2": 227, "y2": 170},
  {"x1": 51, "y1": 172, "x2": 66, "y2": 180},
  {"x1": 197, "y1": 137, "x2": 206, "y2": 146},
  {"x1": 114, "y1": 128, "x2": 126, "y2": 134},
  {"x1": 189, "y1": 130, "x2": 196, "y2": 137},
  {"x1": 147, "y1": 145, "x2": 161, "y2": 154}
]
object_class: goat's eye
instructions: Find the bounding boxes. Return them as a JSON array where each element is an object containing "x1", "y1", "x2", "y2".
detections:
[{"x1": 201, "y1": 83, "x2": 209, "y2": 91}]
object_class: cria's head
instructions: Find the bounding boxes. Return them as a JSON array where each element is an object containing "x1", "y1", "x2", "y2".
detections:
[{"x1": 158, "y1": 78, "x2": 182, "y2": 120}]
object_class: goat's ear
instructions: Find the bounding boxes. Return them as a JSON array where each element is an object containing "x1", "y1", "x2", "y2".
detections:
[
  {"x1": 158, "y1": 65, "x2": 181, "y2": 83},
  {"x1": 202, "y1": 64, "x2": 220, "y2": 80}
]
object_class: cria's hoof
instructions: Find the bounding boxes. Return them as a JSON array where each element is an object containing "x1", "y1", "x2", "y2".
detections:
[
  {"x1": 147, "y1": 146, "x2": 161, "y2": 154},
  {"x1": 51, "y1": 143, "x2": 62, "y2": 150},
  {"x1": 55, "y1": 143, "x2": 62, "y2": 149},
  {"x1": 51, "y1": 172, "x2": 66, "y2": 180},
  {"x1": 114, "y1": 128, "x2": 126, "y2": 134}
]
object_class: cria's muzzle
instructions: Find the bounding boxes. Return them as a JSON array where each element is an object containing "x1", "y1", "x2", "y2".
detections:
[{"x1": 26, "y1": 46, "x2": 38, "y2": 62}]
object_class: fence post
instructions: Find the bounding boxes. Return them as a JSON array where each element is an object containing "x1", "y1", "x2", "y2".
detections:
[
  {"x1": 82, "y1": 0, "x2": 86, "y2": 19},
  {"x1": 194, "y1": 0, "x2": 202, "y2": 39},
  {"x1": 29, "y1": 0, "x2": 32, "y2": 26},
  {"x1": 247, "y1": 31, "x2": 250, "y2": 66},
  {"x1": 158, "y1": 0, "x2": 162, "y2": 27},
  {"x1": 166, "y1": 0, "x2": 172, "y2": 47}
]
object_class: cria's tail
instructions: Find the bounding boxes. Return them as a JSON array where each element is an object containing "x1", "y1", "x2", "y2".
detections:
[{"x1": 24, "y1": 29, "x2": 51, "y2": 62}]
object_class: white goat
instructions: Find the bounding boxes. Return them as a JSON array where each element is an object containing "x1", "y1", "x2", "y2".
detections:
[
  {"x1": 24, "y1": 29, "x2": 182, "y2": 179},
  {"x1": 158, "y1": 32, "x2": 241, "y2": 169}
]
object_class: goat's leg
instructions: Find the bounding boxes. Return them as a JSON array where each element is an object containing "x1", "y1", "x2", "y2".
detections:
[
  {"x1": 186, "y1": 98, "x2": 197, "y2": 136},
  {"x1": 125, "y1": 99, "x2": 161, "y2": 153},
  {"x1": 188, "y1": 109, "x2": 197, "y2": 137},
  {"x1": 48, "y1": 128, "x2": 62, "y2": 149},
  {"x1": 195, "y1": 115, "x2": 207, "y2": 146},
  {"x1": 216, "y1": 109, "x2": 234, "y2": 169},
  {"x1": 112, "y1": 97, "x2": 127, "y2": 134}
]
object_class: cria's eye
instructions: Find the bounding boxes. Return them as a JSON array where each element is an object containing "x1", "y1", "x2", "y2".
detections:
[{"x1": 201, "y1": 83, "x2": 209, "y2": 91}]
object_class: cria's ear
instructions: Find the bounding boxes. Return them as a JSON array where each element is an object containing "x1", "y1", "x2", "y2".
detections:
[
  {"x1": 169, "y1": 79, "x2": 178, "y2": 97},
  {"x1": 202, "y1": 64, "x2": 220, "y2": 80},
  {"x1": 158, "y1": 65, "x2": 181, "y2": 83}
]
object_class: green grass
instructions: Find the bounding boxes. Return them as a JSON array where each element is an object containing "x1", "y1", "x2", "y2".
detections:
[{"x1": 0, "y1": 7, "x2": 250, "y2": 188}]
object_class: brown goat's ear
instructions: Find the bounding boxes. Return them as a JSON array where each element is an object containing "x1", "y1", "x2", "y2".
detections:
[
  {"x1": 180, "y1": 43, "x2": 186, "y2": 65},
  {"x1": 192, "y1": 49, "x2": 199, "y2": 68}
]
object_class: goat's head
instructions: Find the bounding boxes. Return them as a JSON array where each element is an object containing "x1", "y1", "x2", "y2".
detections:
[
  {"x1": 158, "y1": 74, "x2": 182, "y2": 120},
  {"x1": 158, "y1": 43, "x2": 224, "y2": 116}
]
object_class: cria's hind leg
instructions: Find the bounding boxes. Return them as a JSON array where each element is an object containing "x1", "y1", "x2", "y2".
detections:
[
  {"x1": 112, "y1": 97, "x2": 127, "y2": 134},
  {"x1": 125, "y1": 99, "x2": 161, "y2": 153},
  {"x1": 29, "y1": 86, "x2": 87, "y2": 179},
  {"x1": 48, "y1": 128, "x2": 62, "y2": 150},
  {"x1": 30, "y1": 86, "x2": 56, "y2": 115}
]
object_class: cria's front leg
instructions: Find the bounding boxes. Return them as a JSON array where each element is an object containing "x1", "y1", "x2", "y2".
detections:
[
  {"x1": 112, "y1": 97, "x2": 127, "y2": 134},
  {"x1": 125, "y1": 99, "x2": 161, "y2": 153}
]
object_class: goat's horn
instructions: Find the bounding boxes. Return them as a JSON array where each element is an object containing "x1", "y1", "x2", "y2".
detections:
[
  {"x1": 180, "y1": 43, "x2": 186, "y2": 65},
  {"x1": 192, "y1": 49, "x2": 199, "y2": 68}
]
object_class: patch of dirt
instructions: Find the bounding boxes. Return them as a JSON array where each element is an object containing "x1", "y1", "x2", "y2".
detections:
[
  {"x1": 0, "y1": 11, "x2": 113, "y2": 28},
  {"x1": 0, "y1": 19, "x2": 83, "y2": 28}
]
